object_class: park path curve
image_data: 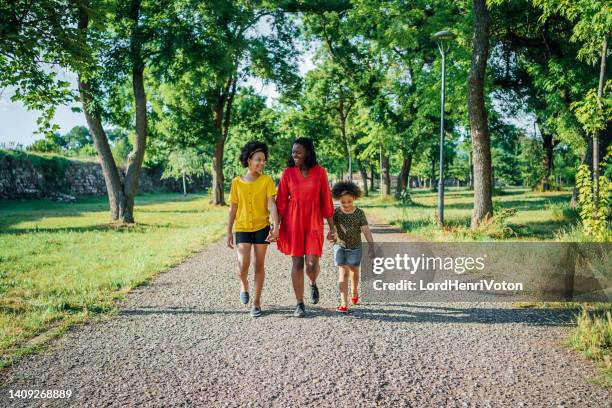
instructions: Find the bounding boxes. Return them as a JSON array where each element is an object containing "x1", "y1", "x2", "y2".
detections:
[{"x1": 1, "y1": 216, "x2": 610, "y2": 407}]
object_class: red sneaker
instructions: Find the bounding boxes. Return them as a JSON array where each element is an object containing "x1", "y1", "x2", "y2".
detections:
[
  {"x1": 351, "y1": 296, "x2": 359, "y2": 305},
  {"x1": 337, "y1": 305, "x2": 349, "y2": 313}
]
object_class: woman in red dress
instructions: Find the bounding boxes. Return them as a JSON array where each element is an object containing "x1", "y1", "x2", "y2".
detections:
[{"x1": 277, "y1": 138, "x2": 336, "y2": 317}]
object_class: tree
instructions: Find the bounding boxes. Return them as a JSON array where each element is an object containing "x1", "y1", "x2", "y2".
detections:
[
  {"x1": 162, "y1": 149, "x2": 206, "y2": 196},
  {"x1": 76, "y1": 0, "x2": 183, "y2": 223},
  {"x1": 300, "y1": 57, "x2": 357, "y2": 179},
  {"x1": 0, "y1": 0, "x2": 90, "y2": 136},
  {"x1": 468, "y1": 0, "x2": 494, "y2": 228},
  {"x1": 152, "y1": 0, "x2": 301, "y2": 205}
]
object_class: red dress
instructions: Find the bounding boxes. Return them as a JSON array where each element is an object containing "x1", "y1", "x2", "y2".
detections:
[{"x1": 276, "y1": 165, "x2": 334, "y2": 256}]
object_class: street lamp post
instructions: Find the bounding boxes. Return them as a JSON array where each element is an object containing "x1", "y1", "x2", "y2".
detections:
[{"x1": 432, "y1": 30, "x2": 455, "y2": 228}]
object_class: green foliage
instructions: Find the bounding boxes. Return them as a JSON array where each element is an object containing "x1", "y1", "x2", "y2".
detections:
[
  {"x1": 576, "y1": 159, "x2": 611, "y2": 241},
  {"x1": 518, "y1": 135, "x2": 545, "y2": 188},
  {"x1": 161, "y1": 149, "x2": 206, "y2": 183},
  {"x1": 0, "y1": 1, "x2": 92, "y2": 136},
  {"x1": 571, "y1": 81, "x2": 612, "y2": 137}
]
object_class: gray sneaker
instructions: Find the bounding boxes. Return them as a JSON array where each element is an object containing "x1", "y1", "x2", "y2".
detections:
[
  {"x1": 240, "y1": 291, "x2": 249, "y2": 305},
  {"x1": 250, "y1": 307, "x2": 262, "y2": 317},
  {"x1": 293, "y1": 302, "x2": 306, "y2": 318}
]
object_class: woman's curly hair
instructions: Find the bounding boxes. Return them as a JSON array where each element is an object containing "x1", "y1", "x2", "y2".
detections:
[
  {"x1": 332, "y1": 181, "x2": 362, "y2": 199},
  {"x1": 239, "y1": 141, "x2": 268, "y2": 167}
]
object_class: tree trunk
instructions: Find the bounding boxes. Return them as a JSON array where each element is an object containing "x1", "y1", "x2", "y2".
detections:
[
  {"x1": 356, "y1": 158, "x2": 369, "y2": 196},
  {"x1": 370, "y1": 164, "x2": 376, "y2": 191},
  {"x1": 212, "y1": 139, "x2": 225, "y2": 205},
  {"x1": 337, "y1": 96, "x2": 352, "y2": 181},
  {"x1": 469, "y1": 0, "x2": 494, "y2": 229},
  {"x1": 397, "y1": 151, "x2": 413, "y2": 195},
  {"x1": 122, "y1": 60, "x2": 147, "y2": 223},
  {"x1": 77, "y1": 2, "x2": 128, "y2": 222},
  {"x1": 593, "y1": 36, "x2": 608, "y2": 209},
  {"x1": 340, "y1": 121, "x2": 352, "y2": 181},
  {"x1": 381, "y1": 151, "x2": 391, "y2": 196},
  {"x1": 210, "y1": 77, "x2": 235, "y2": 205},
  {"x1": 540, "y1": 128, "x2": 555, "y2": 191},
  {"x1": 182, "y1": 170, "x2": 187, "y2": 196},
  {"x1": 468, "y1": 149, "x2": 474, "y2": 189}
]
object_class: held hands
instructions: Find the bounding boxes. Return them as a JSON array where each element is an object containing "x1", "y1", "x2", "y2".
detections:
[
  {"x1": 327, "y1": 227, "x2": 337, "y2": 243},
  {"x1": 265, "y1": 226, "x2": 280, "y2": 242}
]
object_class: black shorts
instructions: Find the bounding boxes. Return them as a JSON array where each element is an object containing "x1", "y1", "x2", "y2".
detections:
[{"x1": 235, "y1": 225, "x2": 271, "y2": 245}]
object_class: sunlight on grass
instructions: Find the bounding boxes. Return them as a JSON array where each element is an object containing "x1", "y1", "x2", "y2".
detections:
[
  {"x1": 362, "y1": 187, "x2": 578, "y2": 241},
  {"x1": 0, "y1": 193, "x2": 227, "y2": 366}
]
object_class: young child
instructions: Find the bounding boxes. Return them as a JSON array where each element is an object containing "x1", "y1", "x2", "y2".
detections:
[
  {"x1": 331, "y1": 181, "x2": 374, "y2": 313},
  {"x1": 227, "y1": 141, "x2": 279, "y2": 318}
]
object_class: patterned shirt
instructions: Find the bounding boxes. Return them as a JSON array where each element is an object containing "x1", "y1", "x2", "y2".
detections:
[{"x1": 332, "y1": 207, "x2": 368, "y2": 249}]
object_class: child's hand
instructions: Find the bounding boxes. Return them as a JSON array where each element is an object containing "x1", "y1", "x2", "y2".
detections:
[
  {"x1": 266, "y1": 227, "x2": 279, "y2": 242},
  {"x1": 226, "y1": 233, "x2": 234, "y2": 249},
  {"x1": 368, "y1": 244, "x2": 376, "y2": 259},
  {"x1": 327, "y1": 228, "x2": 337, "y2": 242}
]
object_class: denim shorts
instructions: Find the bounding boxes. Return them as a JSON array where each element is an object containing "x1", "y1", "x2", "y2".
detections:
[{"x1": 333, "y1": 244, "x2": 362, "y2": 267}]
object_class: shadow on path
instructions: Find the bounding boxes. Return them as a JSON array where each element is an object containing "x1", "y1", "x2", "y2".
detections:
[{"x1": 120, "y1": 303, "x2": 575, "y2": 326}]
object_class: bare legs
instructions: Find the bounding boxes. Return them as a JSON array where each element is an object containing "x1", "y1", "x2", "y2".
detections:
[
  {"x1": 338, "y1": 266, "x2": 360, "y2": 307},
  {"x1": 236, "y1": 243, "x2": 268, "y2": 307},
  {"x1": 236, "y1": 243, "x2": 251, "y2": 294},
  {"x1": 350, "y1": 266, "x2": 360, "y2": 298},
  {"x1": 291, "y1": 254, "x2": 321, "y2": 303},
  {"x1": 338, "y1": 266, "x2": 350, "y2": 307},
  {"x1": 252, "y1": 244, "x2": 267, "y2": 307}
]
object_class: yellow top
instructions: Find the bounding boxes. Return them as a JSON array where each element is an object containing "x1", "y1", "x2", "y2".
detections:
[{"x1": 229, "y1": 174, "x2": 277, "y2": 232}]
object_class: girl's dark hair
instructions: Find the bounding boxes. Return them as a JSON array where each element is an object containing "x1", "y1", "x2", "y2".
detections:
[
  {"x1": 239, "y1": 141, "x2": 268, "y2": 167},
  {"x1": 332, "y1": 181, "x2": 362, "y2": 199},
  {"x1": 287, "y1": 137, "x2": 317, "y2": 168}
]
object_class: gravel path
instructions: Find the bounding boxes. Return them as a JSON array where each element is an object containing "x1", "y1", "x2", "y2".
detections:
[{"x1": 1, "y1": 220, "x2": 610, "y2": 407}]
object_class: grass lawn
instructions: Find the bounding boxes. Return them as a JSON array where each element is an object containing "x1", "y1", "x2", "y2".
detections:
[
  {"x1": 0, "y1": 193, "x2": 227, "y2": 367},
  {"x1": 360, "y1": 186, "x2": 579, "y2": 241}
]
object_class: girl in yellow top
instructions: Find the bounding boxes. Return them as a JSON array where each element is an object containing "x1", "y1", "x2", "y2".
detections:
[{"x1": 227, "y1": 141, "x2": 279, "y2": 317}]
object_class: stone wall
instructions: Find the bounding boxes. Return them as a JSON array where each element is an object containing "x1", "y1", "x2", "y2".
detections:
[{"x1": 0, "y1": 151, "x2": 209, "y2": 199}]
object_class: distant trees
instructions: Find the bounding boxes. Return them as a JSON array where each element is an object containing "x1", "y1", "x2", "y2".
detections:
[{"x1": 4, "y1": 0, "x2": 609, "y2": 231}]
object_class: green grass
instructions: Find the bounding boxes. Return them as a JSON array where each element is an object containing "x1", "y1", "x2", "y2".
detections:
[
  {"x1": 361, "y1": 186, "x2": 580, "y2": 241},
  {"x1": 564, "y1": 307, "x2": 612, "y2": 386},
  {"x1": 0, "y1": 193, "x2": 227, "y2": 367}
]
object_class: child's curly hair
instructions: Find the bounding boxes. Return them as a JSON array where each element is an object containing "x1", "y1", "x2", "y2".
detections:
[
  {"x1": 239, "y1": 141, "x2": 268, "y2": 167},
  {"x1": 332, "y1": 181, "x2": 362, "y2": 199}
]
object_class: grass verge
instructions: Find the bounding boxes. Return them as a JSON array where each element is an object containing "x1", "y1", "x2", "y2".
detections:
[
  {"x1": 361, "y1": 186, "x2": 580, "y2": 241},
  {"x1": 0, "y1": 193, "x2": 227, "y2": 368}
]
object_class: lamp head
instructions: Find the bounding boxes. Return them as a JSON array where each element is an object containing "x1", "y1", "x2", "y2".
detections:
[{"x1": 432, "y1": 31, "x2": 456, "y2": 42}]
